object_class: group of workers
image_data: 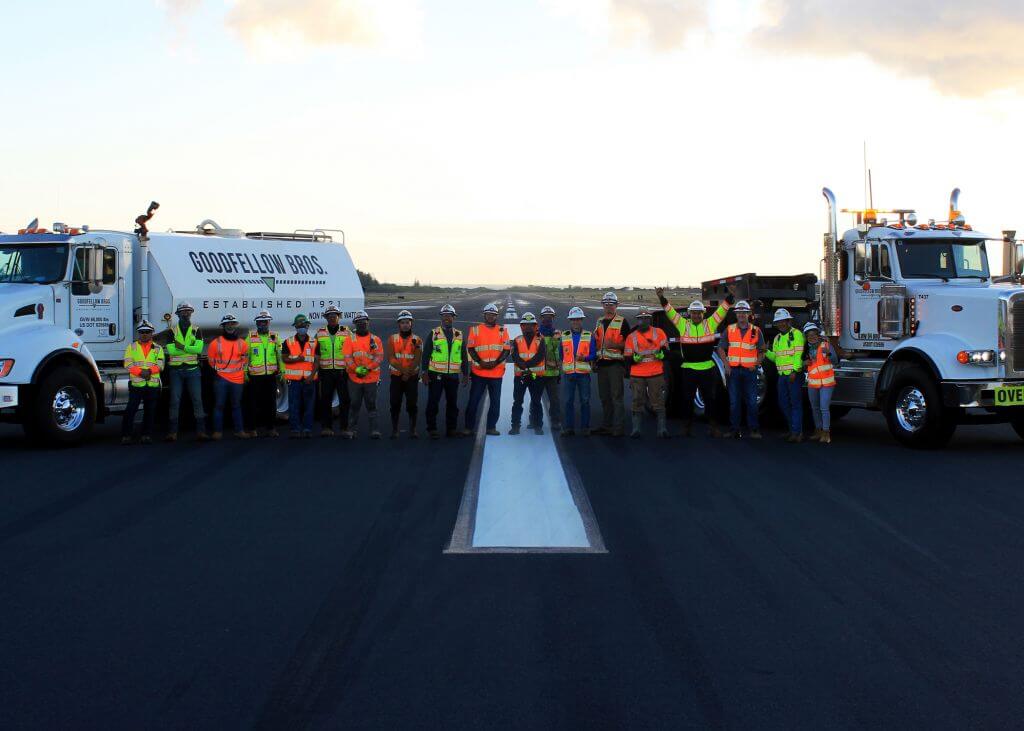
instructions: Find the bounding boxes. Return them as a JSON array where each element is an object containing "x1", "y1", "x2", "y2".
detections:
[{"x1": 120, "y1": 290, "x2": 837, "y2": 444}]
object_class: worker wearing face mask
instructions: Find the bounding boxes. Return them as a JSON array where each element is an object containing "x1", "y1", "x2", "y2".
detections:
[
  {"x1": 342, "y1": 311, "x2": 384, "y2": 439},
  {"x1": 282, "y1": 314, "x2": 318, "y2": 438},
  {"x1": 315, "y1": 305, "x2": 351, "y2": 437},
  {"x1": 164, "y1": 302, "x2": 207, "y2": 442},
  {"x1": 207, "y1": 313, "x2": 250, "y2": 440},
  {"x1": 121, "y1": 320, "x2": 165, "y2": 445},
  {"x1": 244, "y1": 310, "x2": 282, "y2": 438}
]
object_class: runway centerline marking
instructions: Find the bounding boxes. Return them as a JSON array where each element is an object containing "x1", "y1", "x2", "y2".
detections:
[{"x1": 445, "y1": 324, "x2": 606, "y2": 554}]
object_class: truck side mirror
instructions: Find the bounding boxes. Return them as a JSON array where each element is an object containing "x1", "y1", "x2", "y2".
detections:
[
  {"x1": 1016, "y1": 243, "x2": 1024, "y2": 276},
  {"x1": 88, "y1": 247, "x2": 104, "y2": 294},
  {"x1": 855, "y1": 241, "x2": 873, "y2": 279}
]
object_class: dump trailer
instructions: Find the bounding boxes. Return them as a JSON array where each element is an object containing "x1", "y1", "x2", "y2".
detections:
[
  {"x1": 705, "y1": 188, "x2": 1024, "y2": 447},
  {"x1": 0, "y1": 211, "x2": 364, "y2": 444}
]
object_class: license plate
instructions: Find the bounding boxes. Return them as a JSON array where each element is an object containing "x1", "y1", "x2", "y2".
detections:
[{"x1": 994, "y1": 385, "x2": 1024, "y2": 407}]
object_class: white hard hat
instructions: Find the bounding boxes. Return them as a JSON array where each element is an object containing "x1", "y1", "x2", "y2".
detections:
[
  {"x1": 734, "y1": 300, "x2": 752, "y2": 313},
  {"x1": 687, "y1": 300, "x2": 706, "y2": 313},
  {"x1": 396, "y1": 309, "x2": 413, "y2": 321},
  {"x1": 137, "y1": 319, "x2": 155, "y2": 332},
  {"x1": 254, "y1": 310, "x2": 272, "y2": 322},
  {"x1": 803, "y1": 321, "x2": 821, "y2": 333},
  {"x1": 440, "y1": 304, "x2": 456, "y2": 316},
  {"x1": 773, "y1": 308, "x2": 792, "y2": 323},
  {"x1": 483, "y1": 303, "x2": 499, "y2": 315},
  {"x1": 540, "y1": 306, "x2": 556, "y2": 316},
  {"x1": 220, "y1": 313, "x2": 239, "y2": 325},
  {"x1": 352, "y1": 310, "x2": 369, "y2": 323},
  {"x1": 324, "y1": 305, "x2": 342, "y2": 317},
  {"x1": 175, "y1": 302, "x2": 194, "y2": 315},
  {"x1": 601, "y1": 291, "x2": 619, "y2": 305},
  {"x1": 520, "y1": 312, "x2": 537, "y2": 324},
  {"x1": 568, "y1": 306, "x2": 585, "y2": 319}
]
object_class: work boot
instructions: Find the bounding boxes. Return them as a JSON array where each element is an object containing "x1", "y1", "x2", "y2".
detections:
[
  {"x1": 370, "y1": 431, "x2": 382, "y2": 440},
  {"x1": 340, "y1": 430, "x2": 355, "y2": 440},
  {"x1": 140, "y1": 435, "x2": 152, "y2": 445},
  {"x1": 808, "y1": 429, "x2": 823, "y2": 442},
  {"x1": 409, "y1": 427, "x2": 418, "y2": 439},
  {"x1": 164, "y1": 432, "x2": 178, "y2": 443},
  {"x1": 534, "y1": 426, "x2": 544, "y2": 435},
  {"x1": 289, "y1": 430, "x2": 301, "y2": 439},
  {"x1": 630, "y1": 414, "x2": 642, "y2": 438},
  {"x1": 681, "y1": 420, "x2": 692, "y2": 438},
  {"x1": 390, "y1": 427, "x2": 400, "y2": 440},
  {"x1": 792, "y1": 432, "x2": 804, "y2": 443},
  {"x1": 509, "y1": 425, "x2": 521, "y2": 435},
  {"x1": 121, "y1": 436, "x2": 133, "y2": 446},
  {"x1": 749, "y1": 430, "x2": 763, "y2": 440},
  {"x1": 720, "y1": 429, "x2": 736, "y2": 439},
  {"x1": 581, "y1": 428, "x2": 590, "y2": 437},
  {"x1": 486, "y1": 428, "x2": 500, "y2": 436},
  {"x1": 321, "y1": 428, "x2": 335, "y2": 438},
  {"x1": 267, "y1": 428, "x2": 280, "y2": 438},
  {"x1": 591, "y1": 426, "x2": 610, "y2": 435},
  {"x1": 234, "y1": 431, "x2": 251, "y2": 440},
  {"x1": 709, "y1": 425, "x2": 723, "y2": 439},
  {"x1": 428, "y1": 429, "x2": 440, "y2": 440},
  {"x1": 302, "y1": 430, "x2": 313, "y2": 439},
  {"x1": 211, "y1": 432, "x2": 223, "y2": 441},
  {"x1": 446, "y1": 429, "x2": 458, "y2": 438},
  {"x1": 196, "y1": 431, "x2": 211, "y2": 442},
  {"x1": 246, "y1": 431, "x2": 259, "y2": 438},
  {"x1": 561, "y1": 428, "x2": 575, "y2": 437},
  {"x1": 821, "y1": 430, "x2": 832, "y2": 444},
  {"x1": 459, "y1": 428, "x2": 474, "y2": 438},
  {"x1": 656, "y1": 412, "x2": 669, "y2": 439}
]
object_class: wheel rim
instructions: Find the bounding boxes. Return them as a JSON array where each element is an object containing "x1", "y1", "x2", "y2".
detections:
[
  {"x1": 896, "y1": 387, "x2": 928, "y2": 433},
  {"x1": 52, "y1": 386, "x2": 86, "y2": 432},
  {"x1": 756, "y1": 367, "x2": 767, "y2": 406}
]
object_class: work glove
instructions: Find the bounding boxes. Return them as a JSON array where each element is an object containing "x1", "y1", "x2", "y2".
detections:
[
  {"x1": 356, "y1": 366, "x2": 369, "y2": 377},
  {"x1": 633, "y1": 353, "x2": 642, "y2": 363},
  {"x1": 655, "y1": 351, "x2": 665, "y2": 361}
]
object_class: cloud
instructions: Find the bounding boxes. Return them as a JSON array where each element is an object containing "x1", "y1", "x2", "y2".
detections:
[
  {"x1": 754, "y1": 0, "x2": 1024, "y2": 96},
  {"x1": 543, "y1": 0, "x2": 708, "y2": 50}
]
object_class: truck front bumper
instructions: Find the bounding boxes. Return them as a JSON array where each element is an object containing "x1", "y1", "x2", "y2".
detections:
[
  {"x1": 941, "y1": 380, "x2": 1024, "y2": 408},
  {"x1": 0, "y1": 385, "x2": 18, "y2": 409}
]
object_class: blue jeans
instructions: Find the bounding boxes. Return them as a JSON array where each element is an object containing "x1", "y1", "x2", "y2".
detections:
[
  {"x1": 213, "y1": 378, "x2": 244, "y2": 432},
  {"x1": 777, "y1": 373, "x2": 803, "y2": 435},
  {"x1": 563, "y1": 373, "x2": 591, "y2": 430},
  {"x1": 168, "y1": 367, "x2": 204, "y2": 431},
  {"x1": 466, "y1": 374, "x2": 502, "y2": 430},
  {"x1": 808, "y1": 387, "x2": 834, "y2": 431},
  {"x1": 288, "y1": 380, "x2": 316, "y2": 432},
  {"x1": 727, "y1": 367, "x2": 759, "y2": 432}
]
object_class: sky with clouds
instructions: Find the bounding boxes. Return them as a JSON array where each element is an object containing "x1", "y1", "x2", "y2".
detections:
[{"x1": 4, "y1": 0, "x2": 1024, "y2": 286}]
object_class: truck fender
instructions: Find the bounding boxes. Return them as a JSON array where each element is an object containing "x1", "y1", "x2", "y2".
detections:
[
  {"x1": 878, "y1": 347, "x2": 942, "y2": 400},
  {"x1": 2, "y1": 324, "x2": 104, "y2": 386}
]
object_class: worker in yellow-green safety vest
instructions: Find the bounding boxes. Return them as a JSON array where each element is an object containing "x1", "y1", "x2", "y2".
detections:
[
  {"x1": 421, "y1": 303, "x2": 468, "y2": 439},
  {"x1": 765, "y1": 308, "x2": 806, "y2": 442},
  {"x1": 538, "y1": 305, "x2": 563, "y2": 430},
  {"x1": 121, "y1": 319, "x2": 165, "y2": 445},
  {"x1": 164, "y1": 301, "x2": 207, "y2": 442},
  {"x1": 245, "y1": 310, "x2": 283, "y2": 438},
  {"x1": 315, "y1": 304, "x2": 351, "y2": 437},
  {"x1": 656, "y1": 286, "x2": 734, "y2": 437}
]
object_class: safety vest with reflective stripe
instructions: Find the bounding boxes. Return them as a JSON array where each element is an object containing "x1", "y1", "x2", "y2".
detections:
[
  {"x1": 247, "y1": 332, "x2": 281, "y2": 376},
  {"x1": 315, "y1": 326, "x2": 350, "y2": 370},
  {"x1": 428, "y1": 327, "x2": 464, "y2": 375},
  {"x1": 389, "y1": 333, "x2": 423, "y2": 376},
  {"x1": 561, "y1": 330, "x2": 592, "y2": 375},
  {"x1": 283, "y1": 337, "x2": 317, "y2": 381},
  {"x1": 767, "y1": 329, "x2": 805, "y2": 376},
  {"x1": 124, "y1": 341, "x2": 165, "y2": 388},
  {"x1": 513, "y1": 334, "x2": 545, "y2": 377},
  {"x1": 208, "y1": 337, "x2": 248, "y2": 384},
  {"x1": 468, "y1": 324, "x2": 509, "y2": 378},
  {"x1": 625, "y1": 327, "x2": 668, "y2": 378},
  {"x1": 663, "y1": 302, "x2": 729, "y2": 370},
  {"x1": 594, "y1": 316, "x2": 626, "y2": 360},
  {"x1": 806, "y1": 341, "x2": 837, "y2": 389},
  {"x1": 166, "y1": 325, "x2": 202, "y2": 367},
  {"x1": 344, "y1": 332, "x2": 384, "y2": 384},
  {"x1": 725, "y1": 324, "x2": 761, "y2": 369},
  {"x1": 541, "y1": 331, "x2": 561, "y2": 376}
]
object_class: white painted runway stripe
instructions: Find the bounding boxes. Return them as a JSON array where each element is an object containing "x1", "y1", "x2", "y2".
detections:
[{"x1": 446, "y1": 325, "x2": 606, "y2": 554}]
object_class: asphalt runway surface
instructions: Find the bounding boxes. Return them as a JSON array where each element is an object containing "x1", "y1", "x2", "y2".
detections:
[{"x1": 2, "y1": 291, "x2": 1023, "y2": 729}]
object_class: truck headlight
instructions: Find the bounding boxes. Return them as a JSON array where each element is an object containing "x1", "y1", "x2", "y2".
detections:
[
  {"x1": 0, "y1": 359, "x2": 13, "y2": 378},
  {"x1": 957, "y1": 350, "x2": 997, "y2": 365}
]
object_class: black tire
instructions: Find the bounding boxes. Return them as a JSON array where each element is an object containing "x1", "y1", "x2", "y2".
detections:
[
  {"x1": 883, "y1": 365, "x2": 955, "y2": 449},
  {"x1": 24, "y1": 366, "x2": 98, "y2": 445}
]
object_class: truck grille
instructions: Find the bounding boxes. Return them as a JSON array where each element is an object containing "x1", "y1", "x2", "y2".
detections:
[{"x1": 1013, "y1": 299, "x2": 1024, "y2": 374}]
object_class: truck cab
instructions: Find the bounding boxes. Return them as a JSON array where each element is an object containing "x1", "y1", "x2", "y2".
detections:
[{"x1": 821, "y1": 189, "x2": 1024, "y2": 446}]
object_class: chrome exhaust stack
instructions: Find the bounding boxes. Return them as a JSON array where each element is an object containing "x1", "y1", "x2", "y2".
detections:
[{"x1": 821, "y1": 187, "x2": 840, "y2": 337}]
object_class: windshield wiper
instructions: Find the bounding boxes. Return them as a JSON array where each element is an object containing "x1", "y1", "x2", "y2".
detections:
[
  {"x1": 903, "y1": 274, "x2": 950, "y2": 282},
  {"x1": 956, "y1": 274, "x2": 988, "y2": 280}
]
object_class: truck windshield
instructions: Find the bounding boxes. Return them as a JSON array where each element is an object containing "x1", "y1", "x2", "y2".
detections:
[
  {"x1": 894, "y1": 239, "x2": 989, "y2": 280},
  {"x1": 0, "y1": 243, "x2": 70, "y2": 284}
]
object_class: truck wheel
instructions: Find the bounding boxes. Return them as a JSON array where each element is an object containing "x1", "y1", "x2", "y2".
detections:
[
  {"x1": 884, "y1": 366, "x2": 955, "y2": 449},
  {"x1": 26, "y1": 366, "x2": 97, "y2": 444}
]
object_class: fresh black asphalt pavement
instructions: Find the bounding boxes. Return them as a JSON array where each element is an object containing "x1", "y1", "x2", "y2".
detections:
[{"x1": 2, "y1": 292, "x2": 1022, "y2": 729}]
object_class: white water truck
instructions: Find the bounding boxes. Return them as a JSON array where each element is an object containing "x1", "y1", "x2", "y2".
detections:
[{"x1": 0, "y1": 204, "x2": 364, "y2": 444}]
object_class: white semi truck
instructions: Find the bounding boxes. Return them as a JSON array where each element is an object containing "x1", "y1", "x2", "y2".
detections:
[
  {"x1": 704, "y1": 188, "x2": 1024, "y2": 447},
  {"x1": 0, "y1": 207, "x2": 364, "y2": 444}
]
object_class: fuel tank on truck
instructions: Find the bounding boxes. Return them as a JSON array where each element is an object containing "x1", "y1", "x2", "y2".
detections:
[{"x1": 143, "y1": 231, "x2": 364, "y2": 332}]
